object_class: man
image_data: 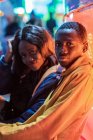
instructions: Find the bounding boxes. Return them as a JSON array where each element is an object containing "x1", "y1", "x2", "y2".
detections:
[{"x1": 0, "y1": 22, "x2": 93, "y2": 140}]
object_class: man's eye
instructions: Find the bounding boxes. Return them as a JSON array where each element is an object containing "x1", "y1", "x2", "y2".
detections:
[{"x1": 66, "y1": 42, "x2": 74, "y2": 47}]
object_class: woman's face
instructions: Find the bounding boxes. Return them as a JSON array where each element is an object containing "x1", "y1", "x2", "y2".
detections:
[{"x1": 18, "y1": 40, "x2": 45, "y2": 71}]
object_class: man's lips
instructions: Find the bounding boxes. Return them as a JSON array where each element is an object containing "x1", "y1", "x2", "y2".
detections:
[
  {"x1": 58, "y1": 54, "x2": 68, "y2": 57},
  {"x1": 58, "y1": 55, "x2": 68, "y2": 61}
]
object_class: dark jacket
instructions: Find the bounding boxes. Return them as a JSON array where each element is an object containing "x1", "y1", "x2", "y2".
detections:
[
  {"x1": 0, "y1": 55, "x2": 57, "y2": 121},
  {"x1": 4, "y1": 70, "x2": 62, "y2": 123}
]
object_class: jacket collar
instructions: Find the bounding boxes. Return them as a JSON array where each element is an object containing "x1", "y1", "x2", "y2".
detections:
[{"x1": 61, "y1": 54, "x2": 92, "y2": 77}]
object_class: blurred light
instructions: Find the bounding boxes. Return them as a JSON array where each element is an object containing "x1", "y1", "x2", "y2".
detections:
[
  {"x1": 0, "y1": 0, "x2": 4, "y2": 2},
  {"x1": 32, "y1": 0, "x2": 52, "y2": 5},
  {"x1": 0, "y1": 0, "x2": 14, "y2": 16},
  {"x1": 25, "y1": 0, "x2": 33, "y2": 13},
  {"x1": 14, "y1": 7, "x2": 25, "y2": 15},
  {"x1": 35, "y1": 4, "x2": 47, "y2": 15},
  {"x1": 88, "y1": 33, "x2": 93, "y2": 59},
  {"x1": 56, "y1": 3, "x2": 65, "y2": 14},
  {"x1": 23, "y1": 14, "x2": 29, "y2": 23},
  {"x1": 69, "y1": 13, "x2": 74, "y2": 19},
  {"x1": 0, "y1": 10, "x2": 4, "y2": 16}
]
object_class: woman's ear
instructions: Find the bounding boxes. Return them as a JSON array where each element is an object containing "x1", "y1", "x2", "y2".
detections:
[{"x1": 83, "y1": 42, "x2": 88, "y2": 53}]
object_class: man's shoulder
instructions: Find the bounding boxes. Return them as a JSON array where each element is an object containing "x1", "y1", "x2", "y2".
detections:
[
  {"x1": 70, "y1": 63, "x2": 93, "y2": 81},
  {"x1": 43, "y1": 64, "x2": 62, "y2": 77},
  {"x1": 32, "y1": 65, "x2": 63, "y2": 95}
]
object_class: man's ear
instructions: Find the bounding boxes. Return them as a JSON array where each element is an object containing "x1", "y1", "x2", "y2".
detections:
[{"x1": 83, "y1": 42, "x2": 88, "y2": 53}]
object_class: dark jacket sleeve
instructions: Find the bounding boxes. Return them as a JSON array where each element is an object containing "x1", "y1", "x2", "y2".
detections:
[
  {"x1": 0, "y1": 55, "x2": 12, "y2": 94},
  {"x1": 9, "y1": 99, "x2": 45, "y2": 123},
  {"x1": 8, "y1": 72, "x2": 62, "y2": 123}
]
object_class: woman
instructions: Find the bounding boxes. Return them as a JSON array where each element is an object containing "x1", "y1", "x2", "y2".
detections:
[{"x1": 0, "y1": 25, "x2": 57, "y2": 122}]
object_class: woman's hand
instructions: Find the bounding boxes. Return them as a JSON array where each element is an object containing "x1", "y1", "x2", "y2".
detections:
[
  {"x1": 0, "y1": 96, "x2": 5, "y2": 110},
  {"x1": 4, "y1": 40, "x2": 12, "y2": 63}
]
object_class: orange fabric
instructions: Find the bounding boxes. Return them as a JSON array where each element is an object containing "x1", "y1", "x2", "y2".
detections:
[
  {"x1": 80, "y1": 108, "x2": 93, "y2": 140},
  {"x1": 0, "y1": 55, "x2": 93, "y2": 140}
]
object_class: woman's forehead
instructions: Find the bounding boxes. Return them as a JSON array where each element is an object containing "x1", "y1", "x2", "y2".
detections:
[{"x1": 19, "y1": 40, "x2": 38, "y2": 51}]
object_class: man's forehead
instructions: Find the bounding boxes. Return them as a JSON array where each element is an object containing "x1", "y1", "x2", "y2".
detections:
[
  {"x1": 55, "y1": 29, "x2": 80, "y2": 40},
  {"x1": 56, "y1": 28, "x2": 77, "y2": 34}
]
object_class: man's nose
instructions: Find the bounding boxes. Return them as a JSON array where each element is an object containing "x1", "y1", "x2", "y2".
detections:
[{"x1": 61, "y1": 44, "x2": 68, "y2": 54}]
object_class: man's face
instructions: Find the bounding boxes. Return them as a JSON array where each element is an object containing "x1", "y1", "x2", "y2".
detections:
[
  {"x1": 55, "y1": 29, "x2": 87, "y2": 69},
  {"x1": 18, "y1": 40, "x2": 45, "y2": 71}
]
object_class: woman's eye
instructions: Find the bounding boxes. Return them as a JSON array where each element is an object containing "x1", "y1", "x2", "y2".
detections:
[
  {"x1": 29, "y1": 52, "x2": 37, "y2": 57},
  {"x1": 21, "y1": 54, "x2": 26, "y2": 58},
  {"x1": 55, "y1": 42, "x2": 62, "y2": 48}
]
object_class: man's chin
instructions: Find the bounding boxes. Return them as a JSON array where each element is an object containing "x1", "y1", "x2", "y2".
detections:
[{"x1": 59, "y1": 61, "x2": 68, "y2": 68}]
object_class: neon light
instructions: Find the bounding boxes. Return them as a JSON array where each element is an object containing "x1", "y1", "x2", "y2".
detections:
[
  {"x1": 69, "y1": 13, "x2": 74, "y2": 19},
  {"x1": 25, "y1": 0, "x2": 33, "y2": 13},
  {"x1": 14, "y1": 7, "x2": 25, "y2": 14}
]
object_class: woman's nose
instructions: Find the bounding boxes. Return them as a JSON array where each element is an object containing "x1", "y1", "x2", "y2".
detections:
[
  {"x1": 29, "y1": 56, "x2": 34, "y2": 61},
  {"x1": 26, "y1": 55, "x2": 34, "y2": 63}
]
